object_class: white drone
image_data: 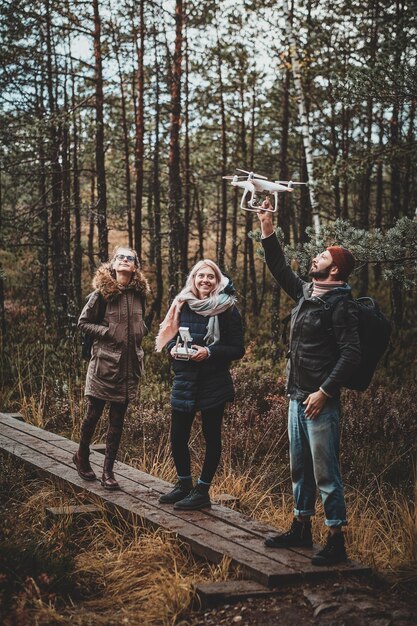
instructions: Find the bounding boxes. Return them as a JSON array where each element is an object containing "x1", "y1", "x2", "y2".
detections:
[{"x1": 223, "y1": 169, "x2": 307, "y2": 213}]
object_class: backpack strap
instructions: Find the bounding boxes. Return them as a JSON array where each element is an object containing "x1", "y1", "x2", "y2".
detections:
[{"x1": 320, "y1": 293, "x2": 351, "y2": 336}]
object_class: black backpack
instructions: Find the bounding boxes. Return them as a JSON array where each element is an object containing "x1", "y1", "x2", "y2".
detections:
[
  {"x1": 321, "y1": 295, "x2": 392, "y2": 391},
  {"x1": 81, "y1": 292, "x2": 107, "y2": 361}
]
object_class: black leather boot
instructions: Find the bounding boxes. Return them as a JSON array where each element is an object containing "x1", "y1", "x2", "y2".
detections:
[
  {"x1": 159, "y1": 477, "x2": 193, "y2": 504},
  {"x1": 101, "y1": 459, "x2": 120, "y2": 490},
  {"x1": 311, "y1": 531, "x2": 347, "y2": 566},
  {"x1": 73, "y1": 449, "x2": 97, "y2": 481},
  {"x1": 173, "y1": 482, "x2": 211, "y2": 510},
  {"x1": 264, "y1": 518, "x2": 313, "y2": 548}
]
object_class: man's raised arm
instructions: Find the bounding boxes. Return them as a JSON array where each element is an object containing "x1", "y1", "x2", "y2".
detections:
[{"x1": 257, "y1": 199, "x2": 305, "y2": 303}]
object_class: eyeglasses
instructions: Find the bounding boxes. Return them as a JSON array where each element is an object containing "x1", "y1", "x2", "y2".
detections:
[{"x1": 115, "y1": 254, "x2": 135, "y2": 262}]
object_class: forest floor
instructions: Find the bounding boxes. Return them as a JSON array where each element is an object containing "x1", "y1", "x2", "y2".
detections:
[
  {"x1": 1, "y1": 453, "x2": 417, "y2": 625},
  {"x1": 187, "y1": 576, "x2": 417, "y2": 626}
]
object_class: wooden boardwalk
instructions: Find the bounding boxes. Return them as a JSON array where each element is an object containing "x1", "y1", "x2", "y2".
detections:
[{"x1": 0, "y1": 412, "x2": 370, "y2": 590}]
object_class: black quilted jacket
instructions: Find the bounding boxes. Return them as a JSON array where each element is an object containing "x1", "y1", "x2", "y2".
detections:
[{"x1": 167, "y1": 303, "x2": 245, "y2": 412}]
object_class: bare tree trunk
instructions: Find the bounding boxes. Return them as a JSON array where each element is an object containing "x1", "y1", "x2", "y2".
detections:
[
  {"x1": 374, "y1": 112, "x2": 384, "y2": 282},
  {"x1": 71, "y1": 58, "x2": 82, "y2": 311},
  {"x1": 271, "y1": 58, "x2": 292, "y2": 361},
  {"x1": 88, "y1": 170, "x2": 96, "y2": 276},
  {"x1": 168, "y1": 0, "x2": 183, "y2": 298},
  {"x1": 182, "y1": 16, "x2": 191, "y2": 276},
  {"x1": 147, "y1": 22, "x2": 164, "y2": 327},
  {"x1": 195, "y1": 186, "x2": 205, "y2": 259},
  {"x1": 0, "y1": 172, "x2": 6, "y2": 351},
  {"x1": 231, "y1": 187, "x2": 238, "y2": 272},
  {"x1": 93, "y1": 0, "x2": 108, "y2": 262},
  {"x1": 403, "y1": 98, "x2": 416, "y2": 219},
  {"x1": 45, "y1": 0, "x2": 66, "y2": 334},
  {"x1": 134, "y1": 0, "x2": 145, "y2": 262},
  {"x1": 61, "y1": 71, "x2": 75, "y2": 322},
  {"x1": 284, "y1": 0, "x2": 320, "y2": 236},
  {"x1": 111, "y1": 21, "x2": 133, "y2": 248},
  {"x1": 248, "y1": 85, "x2": 258, "y2": 315},
  {"x1": 35, "y1": 69, "x2": 51, "y2": 320},
  {"x1": 389, "y1": 0, "x2": 404, "y2": 326},
  {"x1": 299, "y1": 143, "x2": 312, "y2": 244},
  {"x1": 216, "y1": 31, "x2": 228, "y2": 270}
]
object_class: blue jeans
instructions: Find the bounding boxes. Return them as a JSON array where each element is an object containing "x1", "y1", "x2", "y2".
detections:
[{"x1": 288, "y1": 397, "x2": 347, "y2": 527}]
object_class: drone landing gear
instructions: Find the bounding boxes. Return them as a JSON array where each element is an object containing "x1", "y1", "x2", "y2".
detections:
[{"x1": 241, "y1": 191, "x2": 278, "y2": 213}]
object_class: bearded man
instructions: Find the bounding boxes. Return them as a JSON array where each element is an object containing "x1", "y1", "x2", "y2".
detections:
[{"x1": 258, "y1": 200, "x2": 361, "y2": 566}]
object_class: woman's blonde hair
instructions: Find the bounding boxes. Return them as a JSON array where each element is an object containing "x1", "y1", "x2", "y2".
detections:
[{"x1": 181, "y1": 259, "x2": 226, "y2": 298}]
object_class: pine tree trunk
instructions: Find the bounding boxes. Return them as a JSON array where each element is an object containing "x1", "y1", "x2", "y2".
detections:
[
  {"x1": 147, "y1": 24, "x2": 164, "y2": 327},
  {"x1": 35, "y1": 70, "x2": 51, "y2": 320},
  {"x1": 231, "y1": 187, "x2": 239, "y2": 272},
  {"x1": 217, "y1": 32, "x2": 228, "y2": 270},
  {"x1": 182, "y1": 19, "x2": 191, "y2": 276},
  {"x1": 112, "y1": 24, "x2": 133, "y2": 248},
  {"x1": 134, "y1": 0, "x2": 145, "y2": 262},
  {"x1": 61, "y1": 75, "x2": 75, "y2": 322},
  {"x1": 93, "y1": 0, "x2": 108, "y2": 263},
  {"x1": 168, "y1": 0, "x2": 183, "y2": 298},
  {"x1": 71, "y1": 61, "x2": 82, "y2": 311},
  {"x1": 88, "y1": 170, "x2": 96, "y2": 276},
  {"x1": 45, "y1": 0, "x2": 66, "y2": 334}
]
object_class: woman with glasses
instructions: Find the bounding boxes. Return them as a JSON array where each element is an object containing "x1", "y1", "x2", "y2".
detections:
[
  {"x1": 155, "y1": 260, "x2": 245, "y2": 510},
  {"x1": 74, "y1": 246, "x2": 149, "y2": 489}
]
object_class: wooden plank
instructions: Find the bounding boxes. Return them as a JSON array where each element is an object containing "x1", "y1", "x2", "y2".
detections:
[
  {"x1": 0, "y1": 427, "x2": 301, "y2": 586},
  {"x1": 0, "y1": 416, "x2": 283, "y2": 541},
  {"x1": 0, "y1": 413, "x2": 68, "y2": 441},
  {"x1": 0, "y1": 416, "x2": 276, "y2": 542},
  {"x1": 0, "y1": 415, "x2": 371, "y2": 582},
  {"x1": 194, "y1": 580, "x2": 278, "y2": 608},
  {"x1": 45, "y1": 504, "x2": 102, "y2": 523}
]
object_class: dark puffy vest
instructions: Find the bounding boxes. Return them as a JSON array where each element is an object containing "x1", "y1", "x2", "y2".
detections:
[{"x1": 169, "y1": 304, "x2": 244, "y2": 413}]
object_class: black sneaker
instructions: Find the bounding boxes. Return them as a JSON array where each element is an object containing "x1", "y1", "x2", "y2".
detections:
[
  {"x1": 173, "y1": 484, "x2": 211, "y2": 510},
  {"x1": 159, "y1": 478, "x2": 193, "y2": 504},
  {"x1": 311, "y1": 532, "x2": 347, "y2": 566},
  {"x1": 264, "y1": 518, "x2": 313, "y2": 548}
]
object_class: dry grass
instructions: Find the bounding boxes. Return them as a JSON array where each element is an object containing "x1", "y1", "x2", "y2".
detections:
[{"x1": 0, "y1": 470, "x2": 235, "y2": 625}]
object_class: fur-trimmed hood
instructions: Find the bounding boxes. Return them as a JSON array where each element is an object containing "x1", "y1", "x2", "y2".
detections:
[{"x1": 93, "y1": 263, "x2": 150, "y2": 301}]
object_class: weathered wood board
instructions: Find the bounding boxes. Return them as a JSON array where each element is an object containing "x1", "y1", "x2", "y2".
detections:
[{"x1": 0, "y1": 412, "x2": 371, "y2": 588}]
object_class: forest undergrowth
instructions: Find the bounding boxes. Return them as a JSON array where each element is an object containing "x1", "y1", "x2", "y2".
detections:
[{"x1": 1, "y1": 294, "x2": 417, "y2": 624}]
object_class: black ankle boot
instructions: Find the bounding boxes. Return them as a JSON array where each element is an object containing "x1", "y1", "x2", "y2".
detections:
[
  {"x1": 264, "y1": 518, "x2": 313, "y2": 548},
  {"x1": 159, "y1": 478, "x2": 193, "y2": 504},
  {"x1": 173, "y1": 483, "x2": 211, "y2": 511},
  {"x1": 311, "y1": 532, "x2": 347, "y2": 566}
]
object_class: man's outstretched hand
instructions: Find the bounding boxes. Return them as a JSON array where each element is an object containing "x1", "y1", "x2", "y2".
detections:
[{"x1": 257, "y1": 198, "x2": 274, "y2": 238}]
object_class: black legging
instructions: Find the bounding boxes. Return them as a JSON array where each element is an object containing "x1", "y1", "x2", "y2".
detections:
[{"x1": 170, "y1": 403, "x2": 226, "y2": 484}]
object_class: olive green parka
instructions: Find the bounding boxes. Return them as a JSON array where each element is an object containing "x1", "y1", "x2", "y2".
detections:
[{"x1": 78, "y1": 264, "x2": 150, "y2": 403}]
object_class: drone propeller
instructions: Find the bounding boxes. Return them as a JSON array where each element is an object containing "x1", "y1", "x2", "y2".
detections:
[
  {"x1": 236, "y1": 168, "x2": 268, "y2": 180},
  {"x1": 274, "y1": 180, "x2": 308, "y2": 185},
  {"x1": 222, "y1": 175, "x2": 247, "y2": 180}
]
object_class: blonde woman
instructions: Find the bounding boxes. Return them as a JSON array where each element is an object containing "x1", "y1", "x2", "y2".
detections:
[
  {"x1": 75, "y1": 247, "x2": 149, "y2": 490},
  {"x1": 156, "y1": 260, "x2": 245, "y2": 510}
]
